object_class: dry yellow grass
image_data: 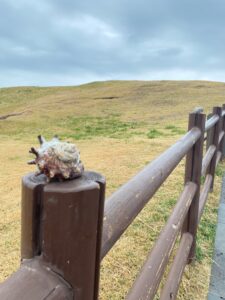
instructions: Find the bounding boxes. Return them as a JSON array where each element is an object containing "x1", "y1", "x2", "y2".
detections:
[{"x1": 0, "y1": 80, "x2": 224, "y2": 299}]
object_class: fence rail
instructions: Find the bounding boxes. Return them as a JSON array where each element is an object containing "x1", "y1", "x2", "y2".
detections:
[
  {"x1": 101, "y1": 127, "x2": 201, "y2": 259},
  {"x1": 0, "y1": 104, "x2": 225, "y2": 300}
]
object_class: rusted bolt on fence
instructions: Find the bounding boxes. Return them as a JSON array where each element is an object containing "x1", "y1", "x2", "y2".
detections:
[{"x1": 0, "y1": 171, "x2": 105, "y2": 300}]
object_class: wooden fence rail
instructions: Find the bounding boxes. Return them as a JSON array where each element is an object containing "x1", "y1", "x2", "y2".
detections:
[{"x1": 0, "y1": 105, "x2": 225, "y2": 300}]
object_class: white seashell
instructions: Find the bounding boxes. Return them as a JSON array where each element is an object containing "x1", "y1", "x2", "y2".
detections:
[{"x1": 28, "y1": 135, "x2": 84, "y2": 180}]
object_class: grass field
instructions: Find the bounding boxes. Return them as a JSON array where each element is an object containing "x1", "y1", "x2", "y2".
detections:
[{"x1": 0, "y1": 80, "x2": 225, "y2": 299}]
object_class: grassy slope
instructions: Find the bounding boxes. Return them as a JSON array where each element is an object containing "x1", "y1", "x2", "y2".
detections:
[{"x1": 0, "y1": 80, "x2": 225, "y2": 299}]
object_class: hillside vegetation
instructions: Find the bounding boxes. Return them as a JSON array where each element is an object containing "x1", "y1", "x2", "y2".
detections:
[{"x1": 0, "y1": 80, "x2": 225, "y2": 299}]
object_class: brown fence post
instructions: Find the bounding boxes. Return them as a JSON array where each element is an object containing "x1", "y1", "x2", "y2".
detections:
[
  {"x1": 182, "y1": 111, "x2": 205, "y2": 263},
  {"x1": 0, "y1": 171, "x2": 105, "y2": 300},
  {"x1": 41, "y1": 171, "x2": 105, "y2": 300},
  {"x1": 207, "y1": 107, "x2": 222, "y2": 190},
  {"x1": 206, "y1": 113, "x2": 213, "y2": 150},
  {"x1": 220, "y1": 104, "x2": 225, "y2": 160}
]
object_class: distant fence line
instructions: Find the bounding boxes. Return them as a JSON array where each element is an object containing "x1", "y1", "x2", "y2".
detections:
[{"x1": 0, "y1": 105, "x2": 224, "y2": 300}]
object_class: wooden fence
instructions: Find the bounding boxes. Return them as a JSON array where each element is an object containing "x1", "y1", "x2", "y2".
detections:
[{"x1": 0, "y1": 105, "x2": 225, "y2": 300}]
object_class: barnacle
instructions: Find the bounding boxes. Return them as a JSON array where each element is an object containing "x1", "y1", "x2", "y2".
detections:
[{"x1": 28, "y1": 135, "x2": 84, "y2": 180}]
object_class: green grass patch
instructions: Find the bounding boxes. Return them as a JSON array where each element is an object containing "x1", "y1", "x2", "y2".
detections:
[
  {"x1": 196, "y1": 216, "x2": 217, "y2": 262},
  {"x1": 146, "y1": 125, "x2": 185, "y2": 139},
  {"x1": 165, "y1": 125, "x2": 186, "y2": 135},
  {"x1": 196, "y1": 244, "x2": 204, "y2": 261},
  {"x1": 60, "y1": 115, "x2": 143, "y2": 139},
  {"x1": 151, "y1": 197, "x2": 177, "y2": 223},
  {"x1": 147, "y1": 129, "x2": 163, "y2": 139},
  {"x1": 215, "y1": 165, "x2": 224, "y2": 177},
  {"x1": 201, "y1": 176, "x2": 206, "y2": 185}
]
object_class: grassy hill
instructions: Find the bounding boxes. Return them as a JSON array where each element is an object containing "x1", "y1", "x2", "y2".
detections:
[
  {"x1": 0, "y1": 80, "x2": 225, "y2": 299},
  {"x1": 1, "y1": 80, "x2": 225, "y2": 140}
]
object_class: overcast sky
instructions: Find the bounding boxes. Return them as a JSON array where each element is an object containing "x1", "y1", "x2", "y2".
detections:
[{"x1": 1, "y1": 0, "x2": 225, "y2": 87}]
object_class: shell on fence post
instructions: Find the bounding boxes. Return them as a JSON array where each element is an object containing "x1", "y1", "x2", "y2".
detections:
[
  {"x1": 28, "y1": 135, "x2": 84, "y2": 180},
  {"x1": 9, "y1": 136, "x2": 106, "y2": 300}
]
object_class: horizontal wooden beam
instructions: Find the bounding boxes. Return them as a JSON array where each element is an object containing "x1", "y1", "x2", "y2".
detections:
[
  {"x1": 160, "y1": 233, "x2": 193, "y2": 300},
  {"x1": 101, "y1": 128, "x2": 201, "y2": 259},
  {"x1": 219, "y1": 131, "x2": 225, "y2": 145},
  {"x1": 205, "y1": 114, "x2": 219, "y2": 131},
  {"x1": 125, "y1": 182, "x2": 197, "y2": 300},
  {"x1": 201, "y1": 145, "x2": 216, "y2": 176},
  {"x1": 198, "y1": 174, "x2": 213, "y2": 223},
  {"x1": 216, "y1": 151, "x2": 222, "y2": 166},
  {"x1": 0, "y1": 259, "x2": 73, "y2": 300}
]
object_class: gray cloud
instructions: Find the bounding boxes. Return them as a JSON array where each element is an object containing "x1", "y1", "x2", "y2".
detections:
[{"x1": 1, "y1": 0, "x2": 225, "y2": 87}]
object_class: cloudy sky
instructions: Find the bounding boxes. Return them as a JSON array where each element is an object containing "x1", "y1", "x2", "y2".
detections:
[{"x1": 1, "y1": 0, "x2": 225, "y2": 87}]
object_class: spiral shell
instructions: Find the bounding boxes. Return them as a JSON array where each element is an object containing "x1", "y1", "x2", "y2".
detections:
[{"x1": 28, "y1": 135, "x2": 84, "y2": 180}]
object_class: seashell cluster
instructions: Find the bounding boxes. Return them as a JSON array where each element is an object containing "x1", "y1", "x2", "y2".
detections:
[{"x1": 28, "y1": 135, "x2": 84, "y2": 180}]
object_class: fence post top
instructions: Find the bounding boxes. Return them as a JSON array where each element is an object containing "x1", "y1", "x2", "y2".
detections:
[
  {"x1": 193, "y1": 107, "x2": 203, "y2": 113},
  {"x1": 213, "y1": 106, "x2": 222, "y2": 113}
]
